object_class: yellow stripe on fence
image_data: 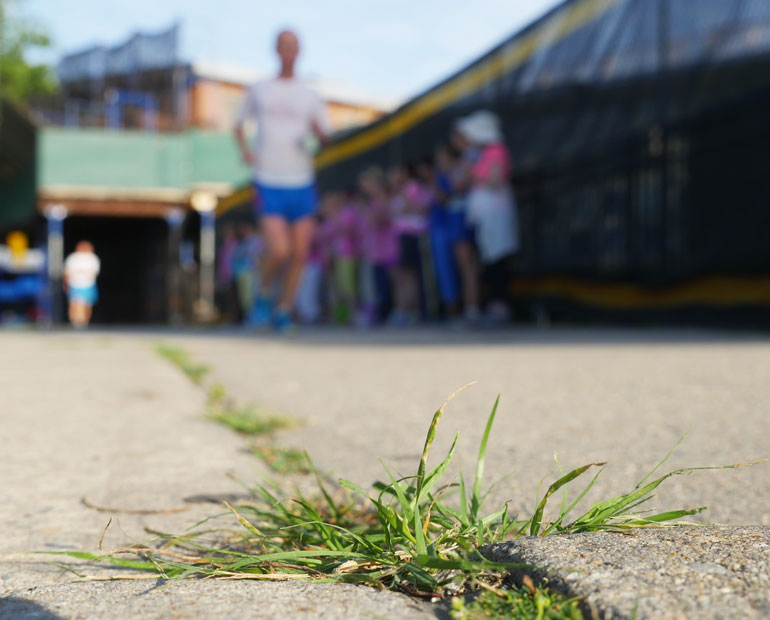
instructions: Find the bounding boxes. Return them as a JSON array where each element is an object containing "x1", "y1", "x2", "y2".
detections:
[
  {"x1": 216, "y1": 185, "x2": 253, "y2": 217},
  {"x1": 314, "y1": 0, "x2": 620, "y2": 170},
  {"x1": 512, "y1": 276, "x2": 770, "y2": 309}
]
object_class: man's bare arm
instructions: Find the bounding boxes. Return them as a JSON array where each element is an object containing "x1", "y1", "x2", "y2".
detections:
[
  {"x1": 234, "y1": 123, "x2": 256, "y2": 167},
  {"x1": 311, "y1": 119, "x2": 329, "y2": 147}
]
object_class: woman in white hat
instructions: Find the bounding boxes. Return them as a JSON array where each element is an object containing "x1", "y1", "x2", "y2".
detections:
[{"x1": 455, "y1": 110, "x2": 519, "y2": 324}]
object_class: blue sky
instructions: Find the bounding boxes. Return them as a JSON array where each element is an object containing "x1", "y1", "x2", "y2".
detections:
[{"x1": 17, "y1": 0, "x2": 561, "y2": 104}]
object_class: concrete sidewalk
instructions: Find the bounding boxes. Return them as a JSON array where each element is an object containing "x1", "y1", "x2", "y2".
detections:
[
  {"x1": 0, "y1": 333, "x2": 259, "y2": 592},
  {"x1": 1, "y1": 327, "x2": 769, "y2": 619}
]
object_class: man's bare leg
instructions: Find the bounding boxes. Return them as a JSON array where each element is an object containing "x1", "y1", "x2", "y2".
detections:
[
  {"x1": 277, "y1": 216, "x2": 315, "y2": 312},
  {"x1": 259, "y1": 216, "x2": 291, "y2": 297}
]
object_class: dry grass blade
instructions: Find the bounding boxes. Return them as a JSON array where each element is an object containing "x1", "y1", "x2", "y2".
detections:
[
  {"x1": 223, "y1": 501, "x2": 263, "y2": 538},
  {"x1": 83, "y1": 496, "x2": 189, "y2": 515},
  {"x1": 75, "y1": 575, "x2": 160, "y2": 582},
  {"x1": 215, "y1": 573, "x2": 313, "y2": 581},
  {"x1": 98, "y1": 518, "x2": 112, "y2": 551},
  {"x1": 112, "y1": 547, "x2": 209, "y2": 564}
]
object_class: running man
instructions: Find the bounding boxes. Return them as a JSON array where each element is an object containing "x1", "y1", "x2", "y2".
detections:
[{"x1": 234, "y1": 29, "x2": 331, "y2": 331}]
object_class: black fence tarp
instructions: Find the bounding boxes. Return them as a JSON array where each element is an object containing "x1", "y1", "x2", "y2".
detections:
[{"x1": 310, "y1": 0, "x2": 770, "y2": 314}]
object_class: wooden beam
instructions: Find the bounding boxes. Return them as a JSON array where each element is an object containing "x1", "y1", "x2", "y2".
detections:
[{"x1": 38, "y1": 198, "x2": 190, "y2": 218}]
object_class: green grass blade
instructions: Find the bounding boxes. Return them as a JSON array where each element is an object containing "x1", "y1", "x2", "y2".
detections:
[
  {"x1": 542, "y1": 465, "x2": 606, "y2": 536},
  {"x1": 54, "y1": 551, "x2": 158, "y2": 571},
  {"x1": 338, "y1": 478, "x2": 369, "y2": 499},
  {"x1": 554, "y1": 453, "x2": 568, "y2": 518},
  {"x1": 413, "y1": 509, "x2": 427, "y2": 556},
  {"x1": 402, "y1": 561, "x2": 438, "y2": 590},
  {"x1": 433, "y1": 502, "x2": 468, "y2": 528},
  {"x1": 417, "y1": 433, "x2": 459, "y2": 505},
  {"x1": 381, "y1": 461, "x2": 414, "y2": 521},
  {"x1": 416, "y1": 383, "x2": 475, "y2": 498},
  {"x1": 458, "y1": 471, "x2": 470, "y2": 527},
  {"x1": 381, "y1": 462, "x2": 417, "y2": 544},
  {"x1": 416, "y1": 409, "x2": 444, "y2": 498},
  {"x1": 228, "y1": 548, "x2": 365, "y2": 564},
  {"x1": 528, "y1": 462, "x2": 607, "y2": 536},
  {"x1": 636, "y1": 433, "x2": 688, "y2": 489},
  {"x1": 305, "y1": 453, "x2": 341, "y2": 522},
  {"x1": 619, "y1": 507, "x2": 706, "y2": 527},
  {"x1": 471, "y1": 395, "x2": 499, "y2": 521},
  {"x1": 414, "y1": 555, "x2": 531, "y2": 573}
]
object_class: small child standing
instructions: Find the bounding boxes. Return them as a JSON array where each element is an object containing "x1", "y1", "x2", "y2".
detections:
[
  {"x1": 389, "y1": 165, "x2": 431, "y2": 325},
  {"x1": 331, "y1": 192, "x2": 361, "y2": 324},
  {"x1": 234, "y1": 222, "x2": 263, "y2": 323},
  {"x1": 459, "y1": 110, "x2": 519, "y2": 324},
  {"x1": 359, "y1": 166, "x2": 398, "y2": 324},
  {"x1": 63, "y1": 241, "x2": 100, "y2": 328},
  {"x1": 426, "y1": 149, "x2": 462, "y2": 320}
]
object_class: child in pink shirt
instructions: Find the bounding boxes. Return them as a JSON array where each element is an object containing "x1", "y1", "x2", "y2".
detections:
[
  {"x1": 467, "y1": 140, "x2": 518, "y2": 266},
  {"x1": 473, "y1": 142, "x2": 512, "y2": 187},
  {"x1": 333, "y1": 199, "x2": 361, "y2": 260},
  {"x1": 366, "y1": 198, "x2": 398, "y2": 267},
  {"x1": 359, "y1": 166, "x2": 397, "y2": 323},
  {"x1": 388, "y1": 165, "x2": 431, "y2": 324},
  {"x1": 331, "y1": 194, "x2": 361, "y2": 324}
]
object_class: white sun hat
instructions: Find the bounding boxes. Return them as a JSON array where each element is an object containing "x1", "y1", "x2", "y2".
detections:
[{"x1": 455, "y1": 110, "x2": 503, "y2": 145}]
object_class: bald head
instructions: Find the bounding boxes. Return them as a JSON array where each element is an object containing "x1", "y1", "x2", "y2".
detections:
[
  {"x1": 75, "y1": 241, "x2": 94, "y2": 254},
  {"x1": 276, "y1": 29, "x2": 299, "y2": 76}
]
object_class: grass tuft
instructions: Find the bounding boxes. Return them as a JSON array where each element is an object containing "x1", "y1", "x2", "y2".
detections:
[
  {"x1": 451, "y1": 583, "x2": 586, "y2": 620},
  {"x1": 206, "y1": 382, "x2": 294, "y2": 436},
  {"x1": 66, "y1": 386, "x2": 768, "y2": 618},
  {"x1": 251, "y1": 443, "x2": 313, "y2": 475},
  {"x1": 155, "y1": 344, "x2": 210, "y2": 385},
  {"x1": 208, "y1": 404, "x2": 294, "y2": 436},
  {"x1": 154, "y1": 341, "x2": 297, "y2": 438}
]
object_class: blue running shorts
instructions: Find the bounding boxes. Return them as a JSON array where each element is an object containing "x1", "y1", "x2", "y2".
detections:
[{"x1": 254, "y1": 182, "x2": 317, "y2": 222}]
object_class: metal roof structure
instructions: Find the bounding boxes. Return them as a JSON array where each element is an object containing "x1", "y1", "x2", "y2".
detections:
[{"x1": 56, "y1": 24, "x2": 180, "y2": 84}]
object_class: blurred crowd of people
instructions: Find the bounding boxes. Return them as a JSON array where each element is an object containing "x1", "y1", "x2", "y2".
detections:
[{"x1": 217, "y1": 109, "x2": 520, "y2": 328}]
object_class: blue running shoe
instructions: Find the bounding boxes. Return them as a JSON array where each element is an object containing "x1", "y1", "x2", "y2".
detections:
[
  {"x1": 248, "y1": 297, "x2": 273, "y2": 328},
  {"x1": 272, "y1": 309, "x2": 295, "y2": 334}
]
